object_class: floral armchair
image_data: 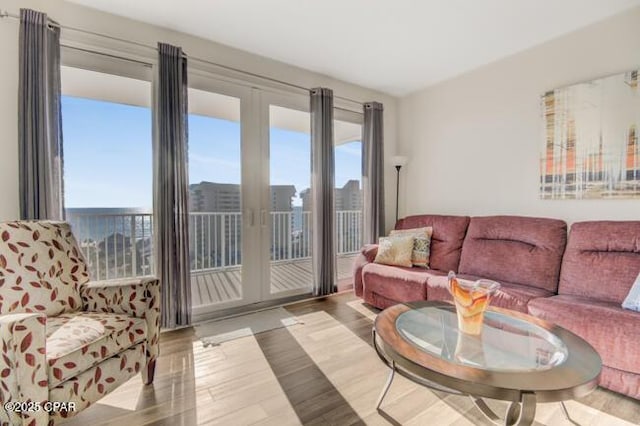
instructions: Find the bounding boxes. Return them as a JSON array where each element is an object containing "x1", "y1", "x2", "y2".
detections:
[{"x1": 0, "y1": 221, "x2": 160, "y2": 425}]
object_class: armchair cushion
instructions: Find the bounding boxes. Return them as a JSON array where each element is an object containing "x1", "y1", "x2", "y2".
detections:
[
  {"x1": 46, "y1": 313, "x2": 147, "y2": 388},
  {"x1": 0, "y1": 221, "x2": 89, "y2": 316}
]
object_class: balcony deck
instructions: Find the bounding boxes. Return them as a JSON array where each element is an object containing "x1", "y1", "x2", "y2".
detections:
[{"x1": 191, "y1": 254, "x2": 357, "y2": 307}]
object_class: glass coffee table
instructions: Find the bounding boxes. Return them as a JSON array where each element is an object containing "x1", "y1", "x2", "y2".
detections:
[{"x1": 373, "y1": 301, "x2": 601, "y2": 426}]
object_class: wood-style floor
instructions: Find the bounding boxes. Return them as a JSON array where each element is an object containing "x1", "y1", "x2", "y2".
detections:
[{"x1": 61, "y1": 293, "x2": 640, "y2": 426}]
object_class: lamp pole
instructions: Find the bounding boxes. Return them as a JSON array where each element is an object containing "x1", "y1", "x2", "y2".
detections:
[
  {"x1": 395, "y1": 164, "x2": 402, "y2": 223},
  {"x1": 391, "y1": 155, "x2": 407, "y2": 224}
]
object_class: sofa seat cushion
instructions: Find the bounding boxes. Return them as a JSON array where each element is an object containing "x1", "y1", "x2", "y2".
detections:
[
  {"x1": 426, "y1": 274, "x2": 554, "y2": 313},
  {"x1": 361, "y1": 263, "x2": 445, "y2": 308},
  {"x1": 528, "y1": 295, "x2": 640, "y2": 375},
  {"x1": 45, "y1": 312, "x2": 147, "y2": 388}
]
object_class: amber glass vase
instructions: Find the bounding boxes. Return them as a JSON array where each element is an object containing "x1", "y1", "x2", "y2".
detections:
[{"x1": 447, "y1": 271, "x2": 500, "y2": 335}]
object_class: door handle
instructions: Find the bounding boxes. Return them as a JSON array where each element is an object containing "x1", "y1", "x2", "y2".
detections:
[{"x1": 261, "y1": 210, "x2": 267, "y2": 227}]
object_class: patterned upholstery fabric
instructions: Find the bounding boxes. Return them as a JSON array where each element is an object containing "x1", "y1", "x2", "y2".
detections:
[
  {"x1": 0, "y1": 221, "x2": 90, "y2": 317},
  {"x1": 0, "y1": 221, "x2": 160, "y2": 425},
  {"x1": 0, "y1": 313, "x2": 48, "y2": 426},
  {"x1": 81, "y1": 277, "x2": 161, "y2": 384},
  {"x1": 46, "y1": 313, "x2": 147, "y2": 388},
  {"x1": 49, "y1": 344, "x2": 145, "y2": 423}
]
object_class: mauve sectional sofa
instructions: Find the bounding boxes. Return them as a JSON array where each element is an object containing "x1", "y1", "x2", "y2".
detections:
[{"x1": 353, "y1": 214, "x2": 640, "y2": 399}]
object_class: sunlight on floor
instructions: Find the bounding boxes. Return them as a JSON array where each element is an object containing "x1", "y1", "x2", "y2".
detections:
[
  {"x1": 63, "y1": 298, "x2": 640, "y2": 425},
  {"x1": 96, "y1": 376, "x2": 144, "y2": 411},
  {"x1": 191, "y1": 335, "x2": 300, "y2": 424},
  {"x1": 286, "y1": 308, "x2": 638, "y2": 426}
]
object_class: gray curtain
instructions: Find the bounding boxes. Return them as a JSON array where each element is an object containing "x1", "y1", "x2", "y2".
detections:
[
  {"x1": 18, "y1": 9, "x2": 64, "y2": 220},
  {"x1": 363, "y1": 102, "x2": 385, "y2": 244},
  {"x1": 310, "y1": 88, "x2": 337, "y2": 296},
  {"x1": 154, "y1": 43, "x2": 191, "y2": 328}
]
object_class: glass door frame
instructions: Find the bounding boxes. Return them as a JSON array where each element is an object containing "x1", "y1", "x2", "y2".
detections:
[
  {"x1": 258, "y1": 90, "x2": 313, "y2": 301},
  {"x1": 333, "y1": 108, "x2": 364, "y2": 289},
  {"x1": 188, "y1": 71, "x2": 263, "y2": 319}
]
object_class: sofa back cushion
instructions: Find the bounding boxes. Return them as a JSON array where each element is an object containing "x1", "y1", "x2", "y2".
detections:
[
  {"x1": 458, "y1": 216, "x2": 567, "y2": 292},
  {"x1": 395, "y1": 215, "x2": 470, "y2": 272},
  {"x1": 0, "y1": 221, "x2": 90, "y2": 316},
  {"x1": 559, "y1": 221, "x2": 640, "y2": 304}
]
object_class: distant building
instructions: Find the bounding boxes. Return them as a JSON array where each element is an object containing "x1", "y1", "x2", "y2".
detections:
[
  {"x1": 188, "y1": 182, "x2": 296, "y2": 264},
  {"x1": 336, "y1": 179, "x2": 363, "y2": 211},
  {"x1": 189, "y1": 182, "x2": 241, "y2": 212},
  {"x1": 270, "y1": 185, "x2": 297, "y2": 212},
  {"x1": 300, "y1": 188, "x2": 311, "y2": 211},
  {"x1": 300, "y1": 180, "x2": 362, "y2": 212},
  {"x1": 189, "y1": 182, "x2": 296, "y2": 212}
]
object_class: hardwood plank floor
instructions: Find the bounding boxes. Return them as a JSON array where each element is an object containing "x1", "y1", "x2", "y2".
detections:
[{"x1": 61, "y1": 293, "x2": 640, "y2": 425}]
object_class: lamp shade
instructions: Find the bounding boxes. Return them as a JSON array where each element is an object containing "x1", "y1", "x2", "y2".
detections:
[{"x1": 391, "y1": 155, "x2": 408, "y2": 167}]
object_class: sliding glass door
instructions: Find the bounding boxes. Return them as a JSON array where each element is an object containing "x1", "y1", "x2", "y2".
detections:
[
  {"x1": 334, "y1": 112, "x2": 363, "y2": 290},
  {"x1": 189, "y1": 84, "x2": 249, "y2": 315},
  {"x1": 186, "y1": 82, "x2": 314, "y2": 318},
  {"x1": 186, "y1": 82, "x2": 317, "y2": 317},
  {"x1": 263, "y1": 94, "x2": 313, "y2": 298},
  {"x1": 187, "y1": 75, "x2": 261, "y2": 319}
]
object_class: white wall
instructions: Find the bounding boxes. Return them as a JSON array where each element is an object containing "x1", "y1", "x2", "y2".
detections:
[
  {"x1": 0, "y1": 6, "x2": 20, "y2": 221},
  {"x1": 398, "y1": 7, "x2": 640, "y2": 224},
  {"x1": 0, "y1": 0, "x2": 398, "y2": 232}
]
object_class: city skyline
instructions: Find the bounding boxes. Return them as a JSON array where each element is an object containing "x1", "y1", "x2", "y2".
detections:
[{"x1": 62, "y1": 95, "x2": 363, "y2": 209}]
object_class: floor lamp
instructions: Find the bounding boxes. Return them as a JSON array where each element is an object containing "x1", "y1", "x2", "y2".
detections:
[{"x1": 391, "y1": 155, "x2": 408, "y2": 223}]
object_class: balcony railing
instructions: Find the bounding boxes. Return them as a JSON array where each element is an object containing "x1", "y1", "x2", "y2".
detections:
[
  {"x1": 66, "y1": 211, "x2": 154, "y2": 281},
  {"x1": 66, "y1": 210, "x2": 362, "y2": 280}
]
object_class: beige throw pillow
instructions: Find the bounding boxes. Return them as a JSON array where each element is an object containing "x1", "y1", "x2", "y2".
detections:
[
  {"x1": 389, "y1": 226, "x2": 433, "y2": 268},
  {"x1": 373, "y1": 235, "x2": 415, "y2": 267}
]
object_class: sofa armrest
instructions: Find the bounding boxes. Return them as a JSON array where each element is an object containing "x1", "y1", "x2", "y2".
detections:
[
  {"x1": 353, "y1": 244, "x2": 379, "y2": 297},
  {"x1": 361, "y1": 244, "x2": 379, "y2": 263},
  {"x1": 81, "y1": 277, "x2": 161, "y2": 372},
  {"x1": 0, "y1": 313, "x2": 48, "y2": 426}
]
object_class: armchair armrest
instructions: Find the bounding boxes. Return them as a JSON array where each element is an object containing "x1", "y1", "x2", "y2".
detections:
[
  {"x1": 80, "y1": 276, "x2": 161, "y2": 384},
  {"x1": 81, "y1": 276, "x2": 159, "y2": 318},
  {"x1": 0, "y1": 313, "x2": 48, "y2": 426}
]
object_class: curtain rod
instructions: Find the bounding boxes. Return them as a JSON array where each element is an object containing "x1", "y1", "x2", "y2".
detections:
[{"x1": 0, "y1": 9, "x2": 367, "y2": 107}]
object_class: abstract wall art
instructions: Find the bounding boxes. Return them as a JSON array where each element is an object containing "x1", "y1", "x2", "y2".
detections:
[{"x1": 540, "y1": 70, "x2": 640, "y2": 199}]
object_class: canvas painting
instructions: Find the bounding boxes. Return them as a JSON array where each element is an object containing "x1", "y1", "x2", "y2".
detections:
[{"x1": 540, "y1": 70, "x2": 640, "y2": 199}]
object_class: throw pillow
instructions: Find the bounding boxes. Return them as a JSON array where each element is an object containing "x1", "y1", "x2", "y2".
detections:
[
  {"x1": 390, "y1": 226, "x2": 433, "y2": 268},
  {"x1": 373, "y1": 235, "x2": 414, "y2": 267},
  {"x1": 622, "y1": 272, "x2": 640, "y2": 312}
]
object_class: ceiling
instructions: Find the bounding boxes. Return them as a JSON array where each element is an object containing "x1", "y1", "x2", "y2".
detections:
[{"x1": 66, "y1": 0, "x2": 640, "y2": 96}]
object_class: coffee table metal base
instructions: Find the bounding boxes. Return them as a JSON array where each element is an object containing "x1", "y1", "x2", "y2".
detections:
[
  {"x1": 470, "y1": 393, "x2": 536, "y2": 426},
  {"x1": 373, "y1": 330, "x2": 574, "y2": 426}
]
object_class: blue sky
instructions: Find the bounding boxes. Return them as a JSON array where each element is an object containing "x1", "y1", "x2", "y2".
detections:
[{"x1": 62, "y1": 96, "x2": 362, "y2": 208}]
